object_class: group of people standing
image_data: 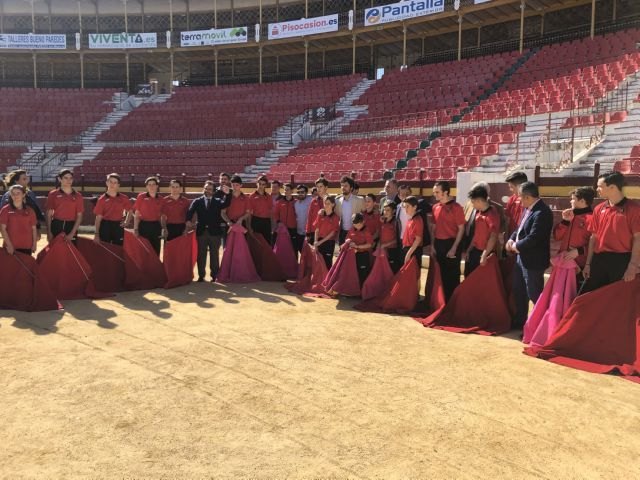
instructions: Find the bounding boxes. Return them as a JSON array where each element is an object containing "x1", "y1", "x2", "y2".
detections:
[{"x1": 1, "y1": 165, "x2": 639, "y2": 379}]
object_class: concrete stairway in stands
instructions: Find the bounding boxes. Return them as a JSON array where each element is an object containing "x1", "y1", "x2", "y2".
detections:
[
  {"x1": 573, "y1": 75, "x2": 640, "y2": 173},
  {"x1": 245, "y1": 77, "x2": 377, "y2": 178}
]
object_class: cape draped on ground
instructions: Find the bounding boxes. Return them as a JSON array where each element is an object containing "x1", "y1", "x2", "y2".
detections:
[
  {"x1": 524, "y1": 276, "x2": 640, "y2": 383},
  {"x1": 355, "y1": 260, "x2": 419, "y2": 314},
  {"x1": 217, "y1": 224, "x2": 261, "y2": 283},
  {"x1": 0, "y1": 248, "x2": 60, "y2": 312},
  {"x1": 123, "y1": 230, "x2": 167, "y2": 290},
  {"x1": 37, "y1": 234, "x2": 110, "y2": 299},
  {"x1": 416, "y1": 255, "x2": 511, "y2": 335},
  {"x1": 273, "y1": 223, "x2": 298, "y2": 279},
  {"x1": 523, "y1": 255, "x2": 577, "y2": 346},
  {"x1": 76, "y1": 238, "x2": 126, "y2": 293},
  {"x1": 163, "y1": 232, "x2": 197, "y2": 288},
  {"x1": 361, "y1": 247, "x2": 394, "y2": 301},
  {"x1": 321, "y1": 244, "x2": 361, "y2": 297},
  {"x1": 247, "y1": 231, "x2": 287, "y2": 281},
  {"x1": 284, "y1": 244, "x2": 328, "y2": 296}
]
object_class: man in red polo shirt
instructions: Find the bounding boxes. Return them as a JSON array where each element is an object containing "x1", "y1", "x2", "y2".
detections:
[
  {"x1": 306, "y1": 177, "x2": 329, "y2": 243},
  {"x1": 464, "y1": 183, "x2": 499, "y2": 277},
  {"x1": 93, "y1": 173, "x2": 132, "y2": 246},
  {"x1": 431, "y1": 180, "x2": 466, "y2": 301},
  {"x1": 222, "y1": 175, "x2": 251, "y2": 231},
  {"x1": 582, "y1": 171, "x2": 640, "y2": 293},
  {"x1": 250, "y1": 175, "x2": 273, "y2": 244},
  {"x1": 274, "y1": 183, "x2": 298, "y2": 244},
  {"x1": 161, "y1": 179, "x2": 191, "y2": 242}
]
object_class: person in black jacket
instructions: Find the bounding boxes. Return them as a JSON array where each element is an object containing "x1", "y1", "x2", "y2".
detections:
[
  {"x1": 506, "y1": 181, "x2": 553, "y2": 329},
  {"x1": 187, "y1": 180, "x2": 231, "y2": 282}
]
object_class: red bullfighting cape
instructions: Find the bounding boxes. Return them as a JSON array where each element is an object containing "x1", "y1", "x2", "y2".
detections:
[
  {"x1": 163, "y1": 232, "x2": 197, "y2": 288},
  {"x1": 524, "y1": 276, "x2": 640, "y2": 383},
  {"x1": 285, "y1": 243, "x2": 329, "y2": 296},
  {"x1": 76, "y1": 238, "x2": 126, "y2": 293},
  {"x1": 355, "y1": 260, "x2": 419, "y2": 314},
  {"x1": 123, "y1": 230, "x2": 167, "y2": 290},
  {"x1": 37, "y1": 235, "x2": 110, "y2": 300},
  {"x1": 361, "y1": 247, "x2": 394, "y2": 300},
  {"x1": 218, "y1": 224, "x2": 260, "y2": 283},
  {"x1": 273, "y1": 223, "x2": 298, "y2": 279},
  {"x1": 247, "y1": 231, "x2": 286, "y2": 281},
  {"x1": 417, "y1": 255, "x2": 511, "y2": 335},
  {"x1": 0, "y1": 248, "x2": 60, "y2": 312},
  {"x1": 321, "y1": 244, "x2": 361, "y2": 297},
  {"x1": 523, "y1": 255, "x2": 578, "y2": 346}
]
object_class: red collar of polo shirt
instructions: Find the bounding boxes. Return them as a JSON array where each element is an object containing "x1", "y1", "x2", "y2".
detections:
[
  {"x1": 57, "y1": 188, "x2": 78, "y2": 197},
  {"x1": 602, "y1": 197, "x2": 628, "y2": 213}
]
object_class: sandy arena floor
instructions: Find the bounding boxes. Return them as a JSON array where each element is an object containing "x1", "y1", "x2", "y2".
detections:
[{"x1": 1, "y1": 240, "x2": 639, "y2": 478}]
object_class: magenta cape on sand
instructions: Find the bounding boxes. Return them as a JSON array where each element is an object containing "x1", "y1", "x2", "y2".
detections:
[
  {"x1": 355, "y1": 260, "x2": 419, "y2": 314},
  {"x1": 361, "y1": 247, "x2": 394, "y2": 300},
  {"x1": 163, "y1": 232, "x2": 197, "y2": 289},
  {"x1": 321, "y1": 244, "x2": 361, "y2": 297},
  {"x1": 525, "y1": 276, "x2": 640, "y2": 383},
  {"x1": 247, "y1": 231, "x2": 287, "y2": 281},
  {"x1": 0, "y1": 248, "x2": 60, "y2": 312},
  {"x1": 273, "y1": 223, "x2": 298, "y2": 279},
  {"x1": 523, "y1": 255, "x2": 578, "y2": 347},
  {"x1": 416, "y1": 255, "x2": 511, "y2": 335},
  {"x1": 123, "y1": 230, "x2": 167, "y2": 290},
  {"x1": 218, "y1": 224, "x2": 260, "y2": 283},
  {"x1": 285, "y1": 242, "x2": 328, "y2": 295},
  {"x1": 76, "y1": 238, "x2": 126, "y2": 293},
  {"x1": 37, "y1": 234, "x2": 111, "y2": 300}
]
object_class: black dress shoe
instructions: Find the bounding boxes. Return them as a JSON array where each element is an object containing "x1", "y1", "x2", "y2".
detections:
[
  {"x1": 210, "y1": 277, "x2": 216, "y2": 283},
  {"x1": 197, "y1": 277, "x2": 205, "y2": 282}
]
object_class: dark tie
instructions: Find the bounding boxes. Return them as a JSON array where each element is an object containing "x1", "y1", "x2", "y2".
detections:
[{"x1": 206, "y1": 198, "x2": 210, "y2": 209}]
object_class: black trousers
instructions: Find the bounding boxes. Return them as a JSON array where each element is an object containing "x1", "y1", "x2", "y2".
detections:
[
  {"x1": 251, "y1": 216, "x2": 272, "y2": 244},
  {"x1": 166, "y1": 223, "x2": 186, "y2": 242},
  {"x1": 197, "y1": 230, "x2": 222, "y2": 280},
  {"x1": 512, "y1": 256, "x2": 545, "y2": 329},
  {"x1": 434, "y1": 238, "x2": 462, "y2": 302},
  {"x1": 464, "y1": 247, "x2": 483, "y2": 277},
  {"x1": 355, "y1": 251, "x2": 371, "y2": 287},
  {"x1": 384, "y1": 247, "x2": 402, "y2": 274},
  {"x1": 338, "y1": 229, "x2": 349, "y2": 246},
  {"x1": 581, "y1": 252, "x2": 631, "y2": 295},
  {"x1": 139, "y1": 220, "x2": 162, "y2": 256},
  {"x1": 99, "y1": 219, "x2": 124, "y2": 246},
  {"x1": 292, "y1": 230, "x2": 305, "y2": 255},
  {"x1": 50, "y1": 218, "x2": 76, "y2": 240},
  {"x1": 317, "y1": 239, "x2": 336, "y2": 269}
]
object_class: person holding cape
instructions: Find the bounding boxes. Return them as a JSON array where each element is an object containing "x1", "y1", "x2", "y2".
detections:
[
  {"x1": 93, "y1": 173, "x2": 132, "y2": 246},
  {"x1": 161, "y1": 179, "x2": 191, "y2": 242},
  {"x1": 133, "y1": 176, "x2": 163, "y2": 256},
  {"x1": 313, "y1": 196, "x2": 340, "y2": 269},
  {"x1": 0, "y1": 185, "x2": 37, "y2": 256},
  {"x1": 45, "y1": 169, "x2": 84, "y2": 243}
]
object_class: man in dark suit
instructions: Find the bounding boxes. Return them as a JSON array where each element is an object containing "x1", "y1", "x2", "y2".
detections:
[
  {"x1": 506, "y1": 181, "x2": 553, "y2": 329},
  {"x1": 187, "y1": 180, "x2": 231, "y2": 282}
]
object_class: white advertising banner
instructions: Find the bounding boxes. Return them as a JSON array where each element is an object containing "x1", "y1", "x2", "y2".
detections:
[
  {"x1": 181, "y1": 27, "x2": 248, "y2": 47},
  {"x1": 0, "y1": 33, "x2": 67, "y2": 50},
  {"x1": 88, "y1": 32, "x2": 157, "y2": 49},
  {"x1": 364, "y1": 0, "x2": 445, "y2": 26},
  {"x1": 268, "y1": 14, "x2": 339, "y2": 40},
  {"x1": 474, "y1": 0, "x2": 492, "y2": 4}
]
